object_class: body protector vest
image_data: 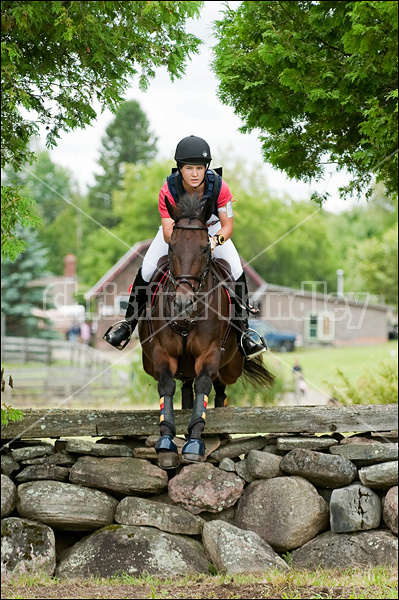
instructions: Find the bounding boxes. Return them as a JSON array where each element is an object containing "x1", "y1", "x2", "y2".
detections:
[{"x1": 166, "y1": 168, "x2": 223, "y2": 219}]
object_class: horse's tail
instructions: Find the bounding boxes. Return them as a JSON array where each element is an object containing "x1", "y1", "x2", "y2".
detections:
[{"x1": 242, "y1": 355, "x2": 275, "y2": 390}]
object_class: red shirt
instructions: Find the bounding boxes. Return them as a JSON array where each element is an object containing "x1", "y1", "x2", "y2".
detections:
[{"x1": 158, "y1": 179, "x2": 233, "y2": 219}]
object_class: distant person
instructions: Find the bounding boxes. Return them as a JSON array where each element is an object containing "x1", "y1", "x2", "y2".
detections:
[
  {"x1": 67, "y1": 322, "x2": 80, "y2": 344},
  {"x1": 292, "y1": 359, "x2": 303, "y2": 376},
  {"x1": 80, "y1": 321, "x2": 92, "y2": 345}
]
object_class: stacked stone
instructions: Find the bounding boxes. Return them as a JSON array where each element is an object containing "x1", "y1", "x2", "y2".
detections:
[{"x1": 1, "y1": 430, "x2": 398, "y2": 579}]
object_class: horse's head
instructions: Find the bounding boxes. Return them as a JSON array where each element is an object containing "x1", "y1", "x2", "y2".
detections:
[{"x1": 165, "y1": 194, "x2": 213, "y2": 318}]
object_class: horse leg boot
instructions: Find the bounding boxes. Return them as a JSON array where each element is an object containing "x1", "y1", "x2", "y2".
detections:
[
  {"x1": 234, "y1": 272, "x2": 267, "y2": 359},
  {"x1": 155, "y1": 369, "x2": 179, "y2": 470},
  {"x1": 103, "y1": 267, "x2": 148, "y2": 349},
  {"x1": 182, "y1": 372, "x2": 212, "y2": 462}
]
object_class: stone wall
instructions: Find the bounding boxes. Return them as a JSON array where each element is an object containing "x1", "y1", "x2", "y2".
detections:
[{"x1": 1, "y1": 430, "x2": 398, "y2": 578}]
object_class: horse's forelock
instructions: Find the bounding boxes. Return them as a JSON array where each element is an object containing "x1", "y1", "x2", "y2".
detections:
[{"x1": 177, "y1": 193, "x2": 206, "y2": 223}]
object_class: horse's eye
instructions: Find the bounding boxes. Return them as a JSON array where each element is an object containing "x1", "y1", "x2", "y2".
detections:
[{"x1": 201, "y1": 245, "x2": 209, "y2": 254}]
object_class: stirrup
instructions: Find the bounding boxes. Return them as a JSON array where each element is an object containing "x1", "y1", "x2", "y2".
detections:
[
  {"x1": 241, "y1": 329, "x2": 268, "y2": 359},
  {"x1": 103, "y1": 320, "x2": 132, "y2": 350}
]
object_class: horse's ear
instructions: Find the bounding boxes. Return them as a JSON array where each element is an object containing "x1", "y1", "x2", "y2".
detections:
[
  {"x1": 201, "y1": 196, "x2": 214, "y2": 224},
  {"x1": 165, "y1": 196, "x2": 180, "y2": 221}
]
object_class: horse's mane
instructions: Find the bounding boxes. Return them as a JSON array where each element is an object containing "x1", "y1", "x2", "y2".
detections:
[{"x1": 176, "y1": 193, "x2": 207, "y2": 224}]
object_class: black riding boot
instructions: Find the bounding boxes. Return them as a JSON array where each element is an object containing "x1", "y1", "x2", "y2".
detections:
[
  {"x1": 103, "y1": 267, "x2": 148, "y2": 350},
  {"x1": 234, "y1": 272, "x2": 267, "y2": 359}
]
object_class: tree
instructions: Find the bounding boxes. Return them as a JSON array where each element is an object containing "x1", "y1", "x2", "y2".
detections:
[
  {"x1": 4, "y1": 149, "x2": 77, "y2": 226},
  {"x1": 346, "y1": 223, "x2": 398, "y2": 307},
  {"x1": 87, "y1": 100, "x2": 158, "y2": 228},
  {"x1": 1, "y1": 228, "x2": 53, "y2": 337},
  {"x1": 3, "y1": 149, "x2": 87, "y2": 274},
  {"x1": 1, "y1": 0, "x2": 203, "y2": 256},
  {"x1": 79, "y1": 161, "x2": 168, "y2": 287},
  {"x1": 212, "y1": 1, "x2": 398, "y2": 201}
]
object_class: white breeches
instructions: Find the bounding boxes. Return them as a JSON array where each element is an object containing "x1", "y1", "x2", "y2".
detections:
[{"x1": 141, "y1": 222, "x2": 244, "y2": 282}]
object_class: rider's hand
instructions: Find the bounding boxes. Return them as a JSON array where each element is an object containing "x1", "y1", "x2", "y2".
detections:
[{"x1": 209, "y1": 236, "x2": 218, "y2": 252}]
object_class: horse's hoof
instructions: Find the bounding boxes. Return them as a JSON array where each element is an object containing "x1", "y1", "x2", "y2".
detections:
[
  {"x1": 155, "y1": 435, "x2": 178, "y2": 453},
  {"x1": 182, "y1": 438, "x2": 205, "y2": 463},
  {"x1": 155, "y1": 435, "x2": 179, "y2": 470},
  {"x1": 157, "y1": 451, "x2": 180, "y2": 470}
]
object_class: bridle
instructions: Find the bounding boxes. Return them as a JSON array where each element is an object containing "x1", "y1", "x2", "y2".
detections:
[{"x1": 168, "y1": 223, "x2": 212, "y2": 294}]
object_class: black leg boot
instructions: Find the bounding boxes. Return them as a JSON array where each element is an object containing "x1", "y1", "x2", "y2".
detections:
[
  {"x1": 234, "y1": 272, "x2": 267, "y2": 359},
  {"x1": 103, "y1": 267, "x2": 148, "y2": 349}
]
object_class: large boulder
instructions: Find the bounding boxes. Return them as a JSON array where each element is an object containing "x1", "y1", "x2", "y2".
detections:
[
  {"x1": 246, "y1": 450, "x2": 283, "y2": 479},
  {"x1": 383, "y1": 486, "x2": 398, "y2": 535},
  {"x1": 280, "y1": 448, "x2": 357, "y2": 488},
  {"x1": 168, "y1": 463, "x2": 245, "y2": 514},
  {"x1": 1, "y1": 517, "x2": 56, "y2": 577},
  {"x1": 292, "y1": 530, "x2": 398, "y2": 569},
  {"x1": 115, "y1": 496, "x2": 205, "y2": 535},
  {"x1": 359, "y1": 462, "x2": 398, "y2": 490},
  {"x1": 69, "y1": 456, "x2": 168, "y2": 496},
  {"x1": 56, "y1": 525, "x2": 209, "y2": 579},
  {"x1": 330, "y1": 484, "x2": 382, "y2": 532},
  {"x1": 202, "y1": 520, "x2": 289, "y2": 575},
  {"x1": 1, "y1": 474, "x2": 16, "y2": 518},
  {"x1": 16, "y1": 480, "x2": 118, "y2": 531},
  {"x1": 235, "y1": 476, "x2": 329, "y2": 552}
]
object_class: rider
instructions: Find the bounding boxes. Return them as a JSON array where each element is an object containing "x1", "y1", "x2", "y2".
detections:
[{"x1": 104, "y1": 135, "x2": 266, "y2": 359}]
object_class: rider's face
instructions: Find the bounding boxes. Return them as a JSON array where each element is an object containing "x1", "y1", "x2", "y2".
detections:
[{"x1": 180, "y1": 164, "x2": 206, "y2": 190}]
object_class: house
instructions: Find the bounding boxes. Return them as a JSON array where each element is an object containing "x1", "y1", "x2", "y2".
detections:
[{"x1": 85, "y1": 241, "x2": 392, "y2": 350}]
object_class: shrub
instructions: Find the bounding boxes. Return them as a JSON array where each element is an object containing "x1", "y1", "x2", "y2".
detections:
[{"x1": 326, "y1": 359, "x2": 398, "y2": 405}]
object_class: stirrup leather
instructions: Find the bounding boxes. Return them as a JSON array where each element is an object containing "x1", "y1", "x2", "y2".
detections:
[{"x1": 103, "y1": 320, "x2": 132, "y2": 350}]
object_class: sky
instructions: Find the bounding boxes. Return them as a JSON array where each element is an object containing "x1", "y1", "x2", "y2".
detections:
[{"x1": 43, "y1": 1, "x2": 366, "y2": 214}]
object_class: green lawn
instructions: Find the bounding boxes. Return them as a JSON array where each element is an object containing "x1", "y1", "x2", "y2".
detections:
[{"x1": 269, "y1": 340, "x2": 398, "y2": 396}]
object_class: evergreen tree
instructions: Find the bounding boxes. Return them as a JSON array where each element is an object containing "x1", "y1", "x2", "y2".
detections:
[
  {"x1": 1, "y1": 228, "x2": 53, "y2": 337},
  {"x1": 87, "y1": 100, "x2": 158, "y2": 228}
]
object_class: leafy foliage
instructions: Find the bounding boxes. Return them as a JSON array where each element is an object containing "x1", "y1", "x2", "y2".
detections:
[
  {"x1": 1, "y1": 185, "x2": 40, "y2": 260},
  {"x1": 212, "y1": 1, "x2": 398, "y2": 200},
  {"x1": 1, "y1": 0, "x2": 203, "y2": 256},
  {"x1": 327, "y1": 360, "x2": 398, "y2": 405},
  {"x1": 1, "y1": 367, "x2": 23, "y2": 427}
]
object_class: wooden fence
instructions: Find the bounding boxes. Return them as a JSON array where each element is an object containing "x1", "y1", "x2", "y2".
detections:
[
  {"x1": 2, "y1": 404, "x2": 397, "y2": 440},
  {"x1": 1, "y1": 336, "x2": 110, "y2": 367},
  {"x1": 1, "y1": 337, "x2": 129, "y2": 402}
]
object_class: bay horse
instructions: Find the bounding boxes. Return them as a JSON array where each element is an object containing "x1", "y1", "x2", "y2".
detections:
[{"x1": 138, "y1": 194, "x2": 274, "y2": 469}]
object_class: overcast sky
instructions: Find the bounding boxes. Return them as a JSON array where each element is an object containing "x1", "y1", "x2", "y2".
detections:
[{"x1": 43, "y1": 1, "x2": 366, "y2": 214}]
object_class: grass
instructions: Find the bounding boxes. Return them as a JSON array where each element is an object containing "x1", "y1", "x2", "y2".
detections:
[
  {"x1": 271, "y1": 340, "x2": 398, "y2": 397},
  {"x1": 1, "y1": 567, "x2": 397, "y2": 599}
]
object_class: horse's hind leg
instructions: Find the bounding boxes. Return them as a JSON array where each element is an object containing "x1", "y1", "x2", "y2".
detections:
[
  {"x1": 213, "y1": 376, "x2": 227, "y2": 408},
  {"x1": 155, "y1": 366, "x2": 180, "y2": 470},
  {"x1": 181, "y1": 379, "x2": 194, "y2": 409},
  {"x1": 182, "y1": 370, "x2": 213, "y2": 463}
]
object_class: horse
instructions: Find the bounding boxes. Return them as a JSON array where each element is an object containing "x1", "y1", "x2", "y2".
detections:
[{"x1": 138, "y1": 193, "x2": 274, "y2": 469}]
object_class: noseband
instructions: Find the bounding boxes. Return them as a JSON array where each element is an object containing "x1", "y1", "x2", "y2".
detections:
[{"x1": 168, "y1": 223, "x2": 211, "y2": 294}]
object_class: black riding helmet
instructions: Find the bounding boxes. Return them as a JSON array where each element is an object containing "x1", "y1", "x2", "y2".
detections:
[{"x1": 174, "y1": 135, "x2": 212, "y2": 166}]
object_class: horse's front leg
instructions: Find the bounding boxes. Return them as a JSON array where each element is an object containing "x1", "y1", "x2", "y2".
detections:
[
  {"x1": 155, "y1": 363, "x2": 180, "y2": 470},
  {"x1": 182, "y1": 361, "x2": 216, "y2": 463}
]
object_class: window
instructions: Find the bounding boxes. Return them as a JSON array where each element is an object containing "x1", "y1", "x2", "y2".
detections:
[
  {"x1": 115, "y1": 295, "x2": 129, "y2": 315},
  {"x1": 306, "y1": 312, "x2": 335, "y2": 342}
]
